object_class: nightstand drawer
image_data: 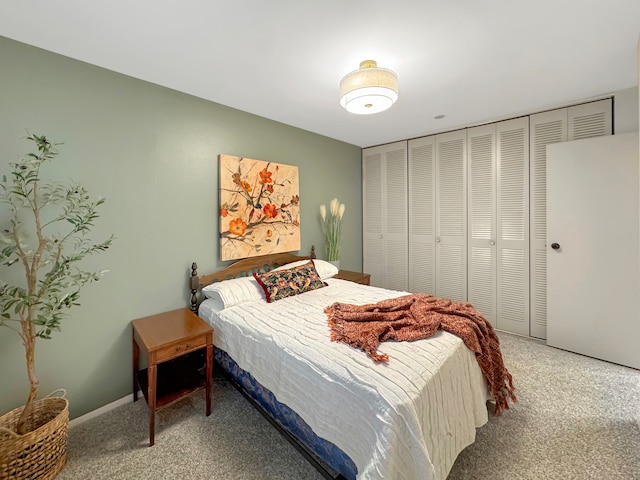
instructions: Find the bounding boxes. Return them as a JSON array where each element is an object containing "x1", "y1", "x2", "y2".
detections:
[{"x1": 155, "y1": 335, "x2": 206, "y2": 363}]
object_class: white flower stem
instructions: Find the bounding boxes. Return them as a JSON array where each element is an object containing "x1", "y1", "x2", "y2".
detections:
[{"x1": 320, "y1": 199, "x2": 344, "y2": 261}]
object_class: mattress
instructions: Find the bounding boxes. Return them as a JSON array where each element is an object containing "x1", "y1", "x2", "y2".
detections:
[
  {"x1": 199, "y1": 278, "x2": 490, "y2": 480},
  {"x1": 213, "y1": 347, "x2": 357, "y2": 479}
]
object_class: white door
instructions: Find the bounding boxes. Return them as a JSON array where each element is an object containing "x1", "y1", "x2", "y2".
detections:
[
  {"x1": 496, "y1": 117, "x2": 530, "y2": 335},
  {"x1": 467, "y1": 124, "x2": 496, "y2": 323},
  {"x1": 363, "y1": 148, "x2": 384, "y2": 287},
  {"x1": 467, "y1": 118, "x2": 529, "y2": 334},
  {"x1": 530, "y1": 98, "x2": 612, "y2": 339},
  {"x1": 436, "y1": 130, "x2": 467, "y2": 302},
  {"x1": 384, "y1": 145, "x2": 409, "y2": 292},
  {"x1": 408, "y1": 136, "x2": 436, "y2": 294},
  {"x1": 362, "y1": 141, "x2": 408, "y2": 291},
  {"x1": 529, "y1": 108, "x2": 567, "y2": 338},
  {"x1": 546, "y1": 133, "x2": 639, "y2": 369}
]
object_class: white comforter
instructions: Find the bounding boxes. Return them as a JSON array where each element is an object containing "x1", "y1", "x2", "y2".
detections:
[{"x1": 199, "y1": 278, "x2": 490, "y2": 480}]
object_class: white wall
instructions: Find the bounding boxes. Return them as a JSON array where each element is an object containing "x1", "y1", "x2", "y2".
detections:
[{"x1": 614, "y1": 86, "x2": 639, "y2": 133}]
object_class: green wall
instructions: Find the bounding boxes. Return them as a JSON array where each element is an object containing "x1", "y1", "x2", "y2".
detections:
[{"x1": 0, "y1": 37, "x2": 362, "y2": 419}]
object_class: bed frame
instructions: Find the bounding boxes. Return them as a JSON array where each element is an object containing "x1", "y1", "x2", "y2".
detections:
[
  {"x1": 189, "y1": 248, "x2": 353, "y2": 480},
  {"x1": 190, "y1": 249, "x2": 315, "y2": 312}
]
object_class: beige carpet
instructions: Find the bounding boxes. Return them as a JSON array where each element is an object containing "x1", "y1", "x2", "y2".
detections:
[{"x1": 57, "y1": 332, "x2": 640, "y2": 479}]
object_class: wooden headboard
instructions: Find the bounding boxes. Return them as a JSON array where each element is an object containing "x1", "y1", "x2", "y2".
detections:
[{"x1": 189, "y1": 247, "x2": 316, "y2": 312}]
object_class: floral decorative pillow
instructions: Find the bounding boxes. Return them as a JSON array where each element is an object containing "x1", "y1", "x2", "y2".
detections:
[{"x1": 253, "y1": 262, "x2": 327, "y2": 302}]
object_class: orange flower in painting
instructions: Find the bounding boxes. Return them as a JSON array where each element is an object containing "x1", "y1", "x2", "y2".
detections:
[
  {"x1": 290, "y1": 195, "x2": 299, "y2": 205},
  {"x1": 220, "y1": 206, "x2": 229, "y2": 217},
  {"x1": 266, "y1": 184, "x2": 274, "y2": 193},
  {"x1": 232, "y1": 172, "x2": 242, "y2": 186},
  {"x1": 259, "y1": 168, "x2": 273, "y2": 184},
  {"x1": 241, "y1": 180, "x2": 252, "y2": 193},
  {"x1": 228, "y1": 218, "x2": 247, "y2": 236},
  {"x1": 263, "y1": 204, "x2": 278, "y2": 219}
]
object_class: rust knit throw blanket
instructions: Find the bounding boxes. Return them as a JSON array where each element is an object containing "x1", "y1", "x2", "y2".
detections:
[{"x1": 325, "y1": 293, "x2": 517, "y2": 414}]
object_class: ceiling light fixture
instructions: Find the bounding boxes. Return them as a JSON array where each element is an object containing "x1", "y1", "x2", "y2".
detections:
[{"x1": 339, "y1": 60, "x2": 398, "y2": 115}]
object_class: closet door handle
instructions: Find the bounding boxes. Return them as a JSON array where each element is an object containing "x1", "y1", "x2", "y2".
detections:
[
  {"x1": 435, "y1": 237, "x2": 441, "y2": 243},
  {"x1": 489, "y1": 240, "x2": 496, "y2": 246},
  {"x1": 551, "y1": 243, "x2": 560, "y2": 250}
]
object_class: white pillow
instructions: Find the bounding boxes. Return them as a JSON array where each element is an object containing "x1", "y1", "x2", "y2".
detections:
[
  {"x1": 273, "y1": 259, "x2": 338, "y2": 280},
  {"x1": 202, "y1": 276, "x2": 264, "y2": 308},
  {"x1": 202, "y1": 260, "x2": 338, "y2": 308}
]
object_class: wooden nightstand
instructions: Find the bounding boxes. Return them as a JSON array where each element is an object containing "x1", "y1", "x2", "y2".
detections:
[
  {"x1": 132, "y1": 308, "x2": 213, "y2": 446},
  {"x1": 335, "y1": 269, "x2": 371, "y2": 286}
]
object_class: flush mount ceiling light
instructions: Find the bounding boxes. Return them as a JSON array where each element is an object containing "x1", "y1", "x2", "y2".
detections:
[{"x1": 339, "y1": 60, "x2": 398, "y2": 115}]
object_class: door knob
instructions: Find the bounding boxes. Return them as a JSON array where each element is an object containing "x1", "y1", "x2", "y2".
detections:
[{"x1": 551, "y1": 243, "x2": 560, "y2": 250}]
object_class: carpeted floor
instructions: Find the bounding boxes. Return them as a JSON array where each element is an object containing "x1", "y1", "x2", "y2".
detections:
[
  {"x1": 448, "y1": 333, "x2": 640, "y2": 480},
  {"x1": 57, "y1": 333, "x2": 640, "y2": 480}
]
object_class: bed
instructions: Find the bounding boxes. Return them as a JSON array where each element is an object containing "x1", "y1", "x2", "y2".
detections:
[{"x1": 190, "y1": 252, "x2": 493, "y2": 480}]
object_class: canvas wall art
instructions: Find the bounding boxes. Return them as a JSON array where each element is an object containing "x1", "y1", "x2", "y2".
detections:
[{"x1": 219, "y1": 154, "x2": 301, "y2": 261}]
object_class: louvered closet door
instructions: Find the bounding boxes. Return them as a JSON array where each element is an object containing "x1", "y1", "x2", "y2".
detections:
[
  {"x1": 467, "y1": 124, "x2": 496, "y2": 324},
  {"x1": 408, "y1": 136, "x2": 436, "y2": 294},
  {"x1": 384, "y1": 144, "x2": 409, "y2": 292},
  {"x1": 530, "y1": 109, "x2": 567, "y2": 339},
  {"x1": 436, "y1": 130, "x2": 467, "y2": 302},
  {"x1": 529, "y1": 98, "x2": 612, "y2": 339},
  {"x1": 496, "y1": 117, "x2": 529, "y2": 335},
  {"x1": 362, "y1": 141, "x2": 408, "y2": 290},
  {"x1": 363, "y1": 148, "x2": 384, "y2": 287},
  {"x1": 568, "y1": 99, "x2": 612, "y2": 140}
]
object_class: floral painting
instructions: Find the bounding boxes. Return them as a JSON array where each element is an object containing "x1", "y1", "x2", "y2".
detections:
[{"x1": 219, "y1": 154, "x2": 300, "y2": 261}]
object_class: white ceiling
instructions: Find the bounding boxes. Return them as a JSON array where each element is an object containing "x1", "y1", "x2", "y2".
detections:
[{"x1": 1, "y1": 1, "x2": 639, "y2": 147}]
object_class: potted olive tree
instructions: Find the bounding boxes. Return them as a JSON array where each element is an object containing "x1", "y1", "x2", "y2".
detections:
[{"x1": 0, "y1": 133, "x2": 113, "y2": 479}]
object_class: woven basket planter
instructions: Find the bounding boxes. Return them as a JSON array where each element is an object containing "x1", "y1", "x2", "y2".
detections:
[{"x1": 0, "y1": 391, "x2": 68, "y2": 480}]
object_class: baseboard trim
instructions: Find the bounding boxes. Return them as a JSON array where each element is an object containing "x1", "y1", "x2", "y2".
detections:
[{"x1": 69, "y1": 392, "x2": 139, "y2": 428}]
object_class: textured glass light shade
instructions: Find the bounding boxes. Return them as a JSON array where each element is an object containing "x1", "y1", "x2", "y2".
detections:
[{"x1": 339, "y1": 60, "x2": 398, "y2": 115}]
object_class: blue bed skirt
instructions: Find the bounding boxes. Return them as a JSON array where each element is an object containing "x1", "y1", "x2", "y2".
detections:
[{"x1": 214, "y1": 348, "x2": 357, "y2": 479}]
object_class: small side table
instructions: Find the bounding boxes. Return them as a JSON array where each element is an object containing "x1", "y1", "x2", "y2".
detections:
[
  {"x1": 335, "y1": 269, "x2": 371, "y2": 286},
  {"x1": 132, "y1": 308, "x2": 213, "y2": 446}
]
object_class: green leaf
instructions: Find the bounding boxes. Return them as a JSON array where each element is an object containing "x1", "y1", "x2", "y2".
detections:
[{"x1": 1, "y1": 133, "x2": 114, "y2": 349}]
